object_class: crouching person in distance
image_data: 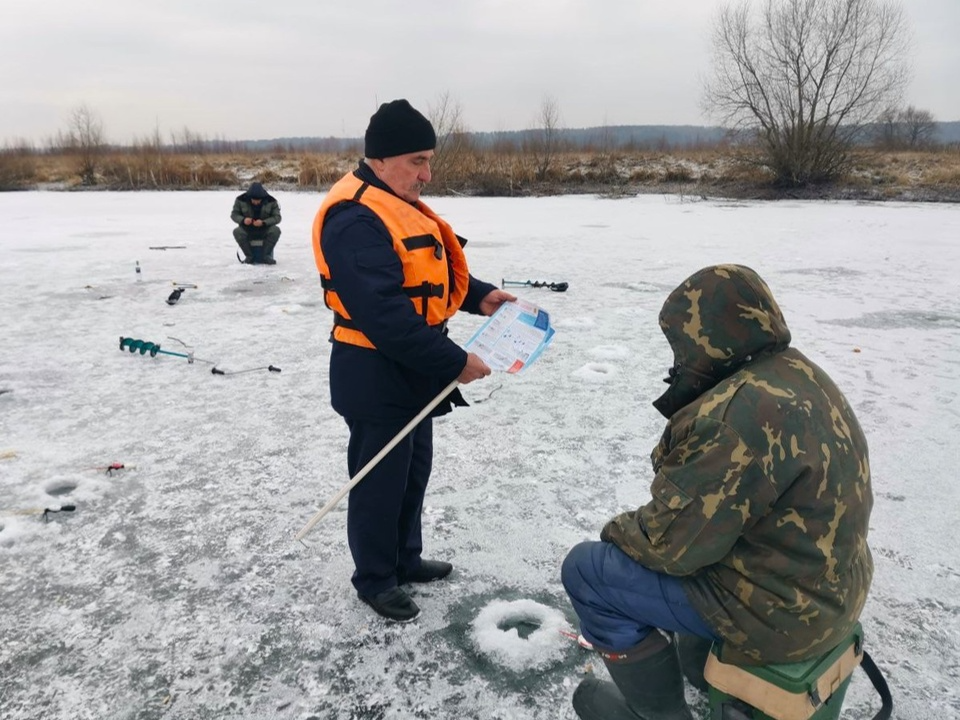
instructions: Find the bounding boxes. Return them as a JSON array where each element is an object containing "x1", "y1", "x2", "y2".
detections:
[
  {"x1": 561, "y1": 264, "x2": 873, "y2": 720},
  {"x1": 231, "y1": 181, "x2": 281, "y2": 264}
]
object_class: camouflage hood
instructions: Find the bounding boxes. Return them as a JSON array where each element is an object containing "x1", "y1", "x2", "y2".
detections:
[{"x1": 653, "y1": 265, "x2": 791, "y2": 418}]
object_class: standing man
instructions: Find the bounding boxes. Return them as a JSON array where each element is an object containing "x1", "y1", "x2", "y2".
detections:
[
  {"x1": 312, "y1": 99, "x2": 515, "y2": 622},
  {"x1": 231, "y1": 181, "x2": 281, "y2": 264},
  {"x1": 561, "y1": 265, "x2": 873, "y2": 720}
]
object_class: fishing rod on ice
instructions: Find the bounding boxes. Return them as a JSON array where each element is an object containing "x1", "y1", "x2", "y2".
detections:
[
  {"x1": 501, "y1": 278, "x2": 569, "y2": 292},
  {"x1": 1, "y1": 504, "x2": 77, "y2": 522},
  {"x1": 118, "y1": 337, "x2": 281, "y2": 376},
  {"x1": 211, "y1": 365, "x2": 281, "y2": 376}
]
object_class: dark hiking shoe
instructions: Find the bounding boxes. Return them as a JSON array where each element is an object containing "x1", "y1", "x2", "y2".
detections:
[
  {"x1": 358, "y1": 587, "x2": 420, "y2": 622},
  {"x1": 263, "y1": 256, "x2": 277, "y2": 265},
  {"x1": 399, "y1": 560, "x2": 453, "y2": 584}
]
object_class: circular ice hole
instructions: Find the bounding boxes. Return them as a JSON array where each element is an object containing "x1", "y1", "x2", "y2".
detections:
[
  {"x1": 497, "y1": 617, "x2": 542, "y2": 639},
  {"x1": 47, "y1": 484, "x2": 76, "y2": 497},
  {"x1": 470, "y1": 599, "x2": 573, "y2": 672},
  {"x1": 572, "y1": 362, "x2": 618, "y2": 382}
]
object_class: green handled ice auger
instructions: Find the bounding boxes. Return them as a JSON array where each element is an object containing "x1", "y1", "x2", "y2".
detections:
[
  {"x1": 118, "y1": 336, "x2": 215, "y2": 365},
  {"x1": 119, "y1": 336, "x2": 280, "y2": 375}
]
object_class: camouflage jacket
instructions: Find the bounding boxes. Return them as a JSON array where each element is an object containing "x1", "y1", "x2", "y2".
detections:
[
  {"x1": 230, "y1": 186, "x2": 281, "y2": 230},
  {"x1": 602, "y1": 265, "x2": 873, "y2": 665}
]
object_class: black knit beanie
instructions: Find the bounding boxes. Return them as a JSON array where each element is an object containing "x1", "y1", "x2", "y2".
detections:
[{"x1": 364, "y1": 99, "x2": 436, "y2": 159}]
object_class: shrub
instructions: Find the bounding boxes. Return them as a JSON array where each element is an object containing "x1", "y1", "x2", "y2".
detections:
[
  {"x1": 0, "y1": 152, "x2": 37, "y2": 190},
  {"x1": 662, "y1": 165, "x2": 694, "y2": 183}
]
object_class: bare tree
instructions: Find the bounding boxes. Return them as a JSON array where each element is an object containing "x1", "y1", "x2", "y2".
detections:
[
  {"x1": 875, "y1": 104, "x2": 937, "y2": 148},
  {"x1": 875, "y1": 105, "x2": 902, "y2": 148},
  {"x1": 703, "y1": 0, "x2": 911, "y2": 186},
  {"x1": 170, "y1": 126, "x2": 209, "y2": 154},
  {"x1": 427, "y1": 91, "x2": 471, "y2": 191},
  {"x1": 900, "y1": 106, "x2": 937, "y2": 148},
  {"x1": 66, "y1": 104, "x2": 106, "y2": 185},
  {"x1": 527, "y1": 95, "x2": 562, "y2": 182}
]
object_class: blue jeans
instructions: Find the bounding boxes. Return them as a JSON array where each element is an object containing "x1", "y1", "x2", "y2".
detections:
[{"x1": 562, "y1": 541, "x2": 718, "y2": 651}]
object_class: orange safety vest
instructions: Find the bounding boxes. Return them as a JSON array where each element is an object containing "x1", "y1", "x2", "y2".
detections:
[{"x1": 312, "y1": 173, "x2": 471, "y2": 349}]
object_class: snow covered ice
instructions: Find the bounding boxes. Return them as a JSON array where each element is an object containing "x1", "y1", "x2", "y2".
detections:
[{"x1": 1, "y1": 190, "x2": 959, "y2": 719}]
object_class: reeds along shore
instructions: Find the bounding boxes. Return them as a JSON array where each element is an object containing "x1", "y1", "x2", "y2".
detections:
[{"x1": 2, "y1": 145, "x2": 959, "y2": 200}]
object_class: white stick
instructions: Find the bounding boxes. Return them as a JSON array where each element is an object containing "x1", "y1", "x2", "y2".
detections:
[{"x1": 294, "y1": 379, "x2": 460, "y2": 543}]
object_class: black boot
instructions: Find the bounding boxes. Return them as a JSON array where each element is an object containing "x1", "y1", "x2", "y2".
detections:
[
  {"x1": 262, "y1": 237, "x2": 278, "y2": 264},
  {"x1": 675, "y1": 633, "x2": 712, "y2": 693},
  {"x1": 572, "y1": 632, "x2": 693, "y2": 720},
  {"x1": 236, "y1": 238, "x2": 253, "y2": 263}
]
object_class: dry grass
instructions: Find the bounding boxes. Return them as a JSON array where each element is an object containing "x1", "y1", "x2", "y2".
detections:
[{"x1": 2, "y1": 147, "x2": 959, "y2": 201}]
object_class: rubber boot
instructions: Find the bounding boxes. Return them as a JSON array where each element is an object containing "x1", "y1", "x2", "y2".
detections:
[
  {"x1": 250, "y1": 239, "x2": 264, "y2": 264},
  {"x1": 262, "y1": 237, "x2": 277, "y2": 264},
  {"x1": 572, "y1": 632, "x2": 693, "y2": 720},
  {"x1": 675, "y1": 633, "x2": 712, "y2": 693},
  {"x1": 235, "y1": 237, "x2": 253, "y2": 263}
]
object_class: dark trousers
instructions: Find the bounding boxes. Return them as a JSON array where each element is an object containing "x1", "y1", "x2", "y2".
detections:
[
  {"x1": 233, "y1": 225, "x2": 280, "y2": 261},
  {"x1": 345, "y1": 416, "x2": 433, "y2": 596}
]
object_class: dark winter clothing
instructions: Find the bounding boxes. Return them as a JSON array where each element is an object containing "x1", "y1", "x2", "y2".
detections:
[
  {"x1": 364, "y1": 99, "x2": 437, "y2": 159},
  {"x1": 318, "y1": 162, "x2": 494, "y2": 422},
  {"x1": 573, "y1": 632, "x2": 694, "y2": 720},
  {"x1": 345, "y1": 416, "x2": 433, "y2": 596},
  {"x1": 567, "y1": 265, "x2": 873, "y2": 668},
  {"x1": 231, "y1": 182, "x2": 281, "y2": 263},
  {"x1": 312, "y1": 160, "x2": 496, "y2": 599},
  {"x1": 313, "y1": 172, "x2": 471, "y2": 352}
]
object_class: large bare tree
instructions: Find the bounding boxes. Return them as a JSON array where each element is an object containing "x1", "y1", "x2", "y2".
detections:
[
  {"x1": 66, "y1": 104, "x2": 106, "y2": 185},
  {"x1": 703, "y1": 0, "x2": 911, "y2": 186}
]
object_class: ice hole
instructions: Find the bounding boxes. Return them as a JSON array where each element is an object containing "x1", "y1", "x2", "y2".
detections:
[
  {"x1": 497, "y1": 617, "x2": 541, "y2": 639},
  {"x1": 46, "y1": 484, "x2": 76, "y2": 497},
  {"x1": 470, "y1": 599, "x2": 573, "y2": 672}
]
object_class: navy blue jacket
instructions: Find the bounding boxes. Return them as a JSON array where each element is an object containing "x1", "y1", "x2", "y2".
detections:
[{"x1": 320, "y1": 162, "x2": 496, "y2": 422}]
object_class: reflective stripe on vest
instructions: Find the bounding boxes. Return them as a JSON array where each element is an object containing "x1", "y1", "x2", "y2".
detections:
[{"x1": 312, "y1": 172, "x2": 470, "y2": 350}]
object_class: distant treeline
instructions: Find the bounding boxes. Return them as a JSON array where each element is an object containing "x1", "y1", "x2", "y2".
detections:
[
  {"x1": 241, "y1": 121, "x2": 960, "y2": 154},
  {"x1": 4, "y1": 122, "x2": 959, "y2": 157},
  {"x1": 242, "y1": 125, "x2": 731, "y2": 153}
]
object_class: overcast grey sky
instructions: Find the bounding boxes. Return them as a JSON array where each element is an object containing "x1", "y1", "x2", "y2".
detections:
[{"x1": 3, "y1": 0, "x2": 958, "y2": 145}]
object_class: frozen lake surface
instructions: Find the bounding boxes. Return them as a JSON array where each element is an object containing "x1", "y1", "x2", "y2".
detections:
[{"x1": 1, "y1": 190, "x2": 959, "y2": 719}]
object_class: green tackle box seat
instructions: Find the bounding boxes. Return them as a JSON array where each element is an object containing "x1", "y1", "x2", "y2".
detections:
[{"x1": 704, "y1": 623, "x2": 863, "y2": 720}]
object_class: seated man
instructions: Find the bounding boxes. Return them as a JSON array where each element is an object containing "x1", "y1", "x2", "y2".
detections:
[
  {"x1": 231, "y1": 181, "x2": 281, "y2": 264},
  {"x1": 562, "y1": 264, "x2": 873, "y2": 720}
]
